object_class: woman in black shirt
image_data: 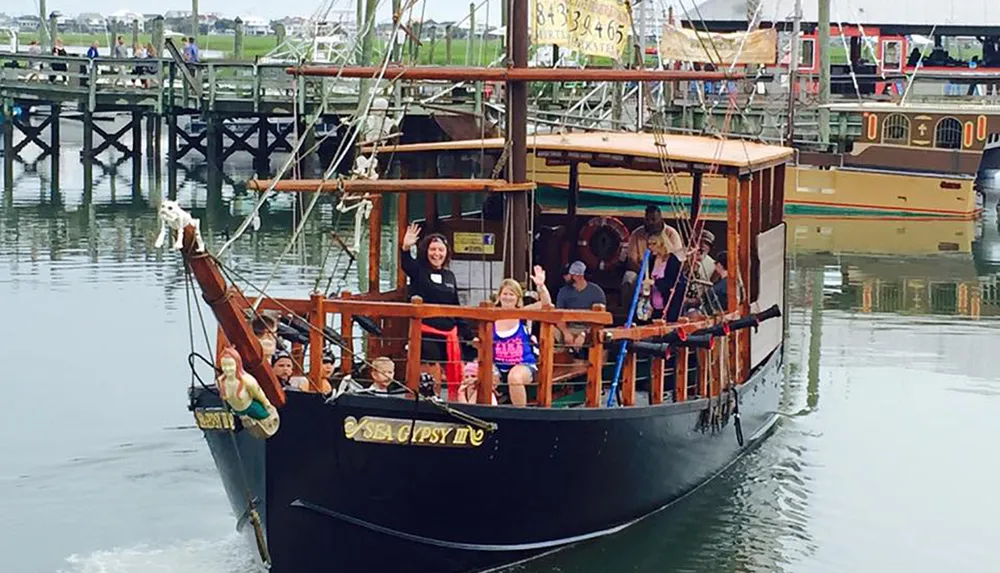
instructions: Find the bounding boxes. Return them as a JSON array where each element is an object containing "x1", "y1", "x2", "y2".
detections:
[{"x1": 400, "y1": 223, "x2": 473, "y2": 399}]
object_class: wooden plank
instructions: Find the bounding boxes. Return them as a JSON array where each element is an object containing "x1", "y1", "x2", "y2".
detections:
[
  {"x1": 476, "y1": 304, "x2": 495, "y2": 405},
  {"x1": 368, "y1": 194, "x2": 382, "y2": 295},
  {"x1": 771, "y1": 164, "x2": 786, "y2": 227},
  {"x1": 726, "y1": 175, "x2": 739, "y2": 314},
  {"x1": 650, "y1": 356, "x2": 665, "y2": 405},
  {"x1": 761, "y1": 167, "x2": 773, "y2": 231},
  {"x1": 339, "y1": 291, "x2": 354, "y2": 375},
  {"x1": 621, "y1": 351, "x2": 636, "y2": 406},
  {"x1": 699, "y1": 348, "x2": 710, "y2": 398},
  {"x1": 586, "y1": 322, "x2": 605, "y2": 407},
  {"x1": 676, "y1": 347, "x2": 689, "y2": 401},
  {"x1": 739, "y1": 176, "x2": 752, "y2": 384},
  {"x1": 247, "y1": 178, "x2": 536, "y2": 193},
  {"x1": 397, "y1": 192, "x2": 409, "y2": 290},
  {"x1": 406, "y1": 297, "x2": 424, "y2": 392},
  {"x1": 309, "y1": 292, "x2": 325, "y2": 388},
  {"x1": 317, "y1": 299, "x2": 614, "y2": 325},
  {"x1": 536, "y1": 323, "x2": 555, "y2": 407}
]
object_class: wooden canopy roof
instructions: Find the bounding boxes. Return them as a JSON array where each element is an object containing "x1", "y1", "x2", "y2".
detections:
[{"x1": 379, "y1": 133, "x2": 793, "y2": 176}]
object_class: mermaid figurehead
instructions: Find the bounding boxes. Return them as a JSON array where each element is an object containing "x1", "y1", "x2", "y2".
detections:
[{"x1": 218, "y1": 346, "x2": 247, "y2": 401}]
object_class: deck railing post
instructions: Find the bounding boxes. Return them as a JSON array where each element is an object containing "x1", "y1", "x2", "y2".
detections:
[
  {"x1": 676, "y1": 347, "x2": 689, "y2": 399},
  {"x1": 650, "y1": 355, "x2": 665, "y2": 404},
  {"x1": 476, "y1": 301, "x2": 495, "y2": 405},
  {"x1": 536, "y1": 322, "x2": 555, "y2": 407},
  {"x1": 339, "y1": 291, "x2": 355, "y2": 374},
  {"x1": 585, "y1": 303, "x2": 606, "y2": 407},
  {"x1": 621, "y1": 350, "x2": 636, "y2": 406},
  {"x1": 406, "y1": 296, "x2": 425, "y2": 392},
  {"x1": 309, "y1": 291, "x2": 325, "y2": 389}
]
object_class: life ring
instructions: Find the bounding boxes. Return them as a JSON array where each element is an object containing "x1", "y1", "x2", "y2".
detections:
[{"x1": 576, "y1": 216, "x2": 630, "y2": 272}]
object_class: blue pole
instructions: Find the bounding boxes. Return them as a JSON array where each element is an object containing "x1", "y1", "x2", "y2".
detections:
[{"x1": 606, "y1": 248, "x2": 651, "y2": 407}]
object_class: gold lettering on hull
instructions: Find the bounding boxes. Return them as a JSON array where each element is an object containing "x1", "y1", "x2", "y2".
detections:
[
  {"x1": 343, "y1": 416, "x2": 487, "y2": 448},
  {"x1": 194, "y1": 408, "x2": 236, "y2": 431}
]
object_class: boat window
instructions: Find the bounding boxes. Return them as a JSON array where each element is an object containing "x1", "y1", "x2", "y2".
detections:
[
  {"x1": 882, "y1": 40, "x2": 902, "y2": 71},
  {"x1": 799, "y1": 38, "x2": 815, "y2": 69},
  {"x1": 881, "y1": 114, "x2": 910, "y2": 145},
  {"x1": 934, "y1": 117, "x2": 963, "y2": 150}
]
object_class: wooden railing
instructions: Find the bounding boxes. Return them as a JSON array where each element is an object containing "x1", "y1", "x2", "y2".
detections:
[
  {"x1": 240, "y1": 290, "x2": 759, "y2": 409},
  {"x1": 253, "y1": 293, "x2": 612, "y2": 407}
]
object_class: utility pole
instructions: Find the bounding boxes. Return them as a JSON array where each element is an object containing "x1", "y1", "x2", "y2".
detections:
[
  {"x1": 818, "y1": 0, "x2": 831, "y2": 146},
  {"x1": 785, "y1": 0, "x2": 802, "y2": 144},
  {"x1": 38, "y1": 0, "x2": 49, "y2": 49}
]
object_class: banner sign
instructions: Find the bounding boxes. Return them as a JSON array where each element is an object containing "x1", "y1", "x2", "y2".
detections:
[
  {"x1": 533, "y1": 0, "x2": 631, "y2": 59},
  {"x1": 659, "y1": 25, "x2": 777, "y2": 65}
]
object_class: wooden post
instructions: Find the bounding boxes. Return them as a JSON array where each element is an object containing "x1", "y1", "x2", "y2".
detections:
[
  {"x1": 585, "y1": 304, "x2": 606, "y2": 407},
  {"x1": 48, "y1": 12, "x2": 58, "y2": 52},
  {"x1": 477, "y1": 301, "x2": 494, "y2": 404},
  {"x1": 445, "y1": 25, "x2": 453, "y2": 65},
  {"x1": 309, "y1": 291, "x2": 325, "y2": 388},
  {"x1": 3, "y1": 99, "x2": 14, "y2": 190},
  {"x1": 467, "y1": 3, "x2": 475, "y2": 66},
  {"x1": 650, "y1": 355, "x2": 665, "y2": 404},
  {"x1": 131, "y1": 19, "x2": 140, "y2": 51},
  {"x1": 233, "y1": 18, "x2": 245, "y2": 60},
  {"x1": 406, "y1": 296, "x2": 424, "y2": 391},
  {"x1": 699, "y1": 348, "x2": 710, "y2": 397},
  {"x1": 537, "y1": 322, "x2": 555, "y2": 407},
  {"x1": 750, "y1": 173, "x2": 762, "y2": 302},
  {"x1": 675, "y1": 347, "x2": 689, "y2": 399},
  {"x1": 738, "y1": 176, "x2": 752, "y2": 383},
  {"x1": 726, "y1": 175, "x2": 739, "y2": 314},
  {"x1": 191, "y1": 0, "x2": 199, "y2": 39},
  {"x1": 397, "y1": 192, "x2": 409, "y2": 289},
  {"x1": 818, "y1": 0, "x2": 830, "y2": 146},
  {"x1": 275, "y1": 23, "x2": 286, "y2": 46},
  {"x1": 339, "y1": 291, "x2": 355, "y2": 374},
  {"x1": 771, "y1": 164, "x2": 786, "y2": 225},
  {"x1": 368, "y1": 195, "x2": 382, "y2": 293},
  {"x1": 153, "y1": 16, "x2": 165, "y2": 59},
  {"x1": 621, "y1": 351, "x2": 636, "y2": 406},
  {"x1": 760, "y1": 167, "x2": 773, "y2": 231},
  {"x1": 426, "y1": 26, "x2": 438, "y2": 64}
]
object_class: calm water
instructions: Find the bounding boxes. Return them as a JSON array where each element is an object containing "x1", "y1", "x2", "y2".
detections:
[{"x1": 3, "y1": 125, "x2": 1000, "y2": 573}]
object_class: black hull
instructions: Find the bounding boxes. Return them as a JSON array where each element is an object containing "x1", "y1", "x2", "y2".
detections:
[{"x1": 192, "y1": 348, "x2": 783, "y2": 573}]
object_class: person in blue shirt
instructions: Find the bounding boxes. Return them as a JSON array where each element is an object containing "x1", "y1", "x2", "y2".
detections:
[
  {"x1": 86, "y1": 42, "x2": 99, "y2": 59},
  {"x1": 183, "y1": 37, "x2": 200, "y2": 63}
]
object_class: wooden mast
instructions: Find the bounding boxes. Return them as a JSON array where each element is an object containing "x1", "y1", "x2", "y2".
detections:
[{"x1": 508, "y1": 0, "x2": 529, "y2": 281}]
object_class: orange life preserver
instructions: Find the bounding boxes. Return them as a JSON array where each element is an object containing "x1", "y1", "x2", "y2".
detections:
[{"x1": 576, "y1": 216, "x2": 630, "y2": 272}]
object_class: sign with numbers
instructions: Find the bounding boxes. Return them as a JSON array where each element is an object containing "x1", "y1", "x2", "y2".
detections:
[{"x1": 533, "y1": 0, "x2": 631, "y2": 60}]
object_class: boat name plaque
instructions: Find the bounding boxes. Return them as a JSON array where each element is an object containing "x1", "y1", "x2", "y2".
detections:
[
  {"x1": 343, "y1": 416, "x2": 486, "y2": 448},
  {"x1": 194, "y1": 408, "x2": 236, "y2": 431}
]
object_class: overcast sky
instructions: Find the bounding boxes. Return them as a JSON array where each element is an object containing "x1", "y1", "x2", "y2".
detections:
[{"x1": 7, "y1": 0, "x2": 509, "y2": 25}]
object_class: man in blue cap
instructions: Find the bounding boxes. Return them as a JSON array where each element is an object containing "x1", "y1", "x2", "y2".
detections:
[{"x1": 555, "y1": 260, "x2": 606, "y2": 349}]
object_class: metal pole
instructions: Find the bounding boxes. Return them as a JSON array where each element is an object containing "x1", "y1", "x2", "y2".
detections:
[
  {"x1": 818, "y1": 0, "x2": 830, "y2": 146},
  {"x1": 507, "y1": 0, "x2": 529, "y2": 282},
  {"x1": 785, "y1": 0, "x2": 801, "y2": 144}
]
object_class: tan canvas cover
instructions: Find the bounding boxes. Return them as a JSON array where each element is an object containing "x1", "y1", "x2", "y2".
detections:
[{"x1": 659, "y1": 25, "x2": 777, "y2": 65}]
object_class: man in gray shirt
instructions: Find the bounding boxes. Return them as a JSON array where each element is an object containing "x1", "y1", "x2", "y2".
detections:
[{"x1": 555, "y1": 260, "x2": 606, "y2": 349}]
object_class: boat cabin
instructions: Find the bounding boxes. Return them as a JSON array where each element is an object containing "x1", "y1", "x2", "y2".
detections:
[{"x1": 209, "y1": 133, "x2": 790, "y2": 410}]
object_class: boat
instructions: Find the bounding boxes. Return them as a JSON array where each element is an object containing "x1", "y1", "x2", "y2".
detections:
[
  {"x1": 365, "y1": 134, "x2": 982, "y2": 219},
  {"x1": 166, "y1": 6, "x2": 791, "y2": 573}
]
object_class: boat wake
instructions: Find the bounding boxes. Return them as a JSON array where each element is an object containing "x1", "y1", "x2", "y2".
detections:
[{"x1": 58, "y1": 534, "x2": 256, "y2": 573}]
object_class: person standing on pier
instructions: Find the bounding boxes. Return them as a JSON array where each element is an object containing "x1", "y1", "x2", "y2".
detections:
[
  {"x1": 183, "y1": 37, "x2": 200, "y2": 63},
  {"x1": 86, "y1": 42, "x2": 99, "y2": 59}
]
